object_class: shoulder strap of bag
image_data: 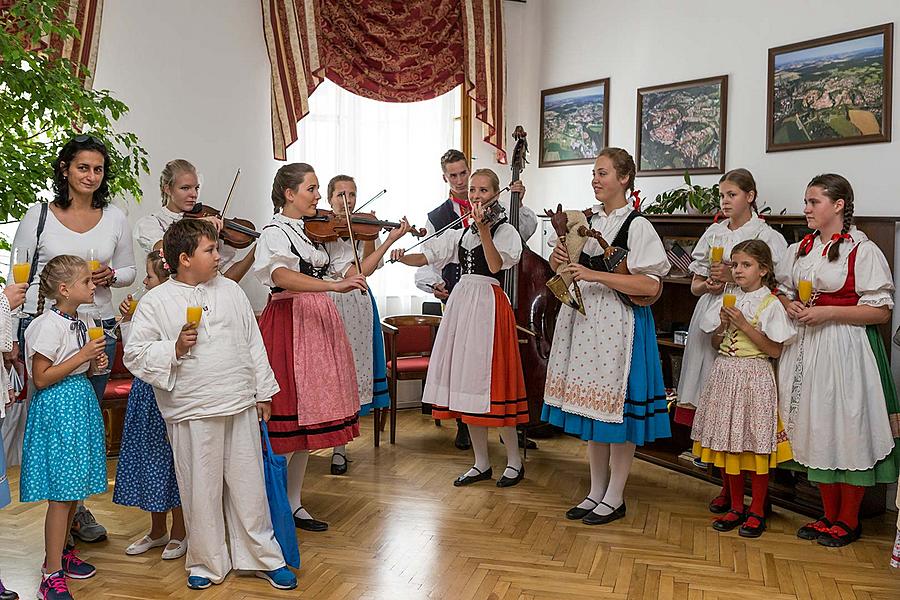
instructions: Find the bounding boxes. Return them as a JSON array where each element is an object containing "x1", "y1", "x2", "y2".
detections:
[
  {"x1": 259, "y1": 419, "x2": 274, "y2": 457},
  {"x1": 27, "y1": 202, "x2": 49, "y2": 285}
]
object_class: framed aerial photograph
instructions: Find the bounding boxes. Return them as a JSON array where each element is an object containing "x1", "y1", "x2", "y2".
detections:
[
  {"x1": 767, "y1": 23, "x2": 893, "y2": 152},
  {"x1": 636, "y1": 75, "x2": 728, "y2": 176},
  {"x1": 539, "y1": 78, "x2": 609, "y2": 168}
]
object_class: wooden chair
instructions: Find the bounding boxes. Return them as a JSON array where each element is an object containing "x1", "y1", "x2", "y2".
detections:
[
  {"x1": 377, "y1": 315, "x2": 441, "y2": 446},
  {"x1": 100, "y1": 336, "x2": 133, "y2": 457}
]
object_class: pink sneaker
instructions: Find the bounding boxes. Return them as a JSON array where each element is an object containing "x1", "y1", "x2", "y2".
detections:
[{"x1": 38, "y1": 570, "x2": 72, "y2": 600}]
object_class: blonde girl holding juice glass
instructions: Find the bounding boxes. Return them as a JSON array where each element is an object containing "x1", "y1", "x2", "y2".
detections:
[
  {"x1": 674, "y1": 169, "x2": 788, "y2": 513},
  {"x1": 690, "y1": 240, "x2": 796, "y2": 537},
  {"x1": 113, "y1": 250, "x2": 187, "y2": 560},
  {"x1": 20, "y1": 255, "x2": 109, "y2": 600}
]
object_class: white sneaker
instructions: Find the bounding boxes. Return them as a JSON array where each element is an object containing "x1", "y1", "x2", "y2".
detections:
[
  {"x1": 161, "y1": 538, "x2": 187, "y2": 560},
  {"x1": 125, "y1": 534, "x2": 169, "y2": 556}
]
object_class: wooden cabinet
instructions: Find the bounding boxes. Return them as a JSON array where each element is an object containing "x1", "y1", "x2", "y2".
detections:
[{"x1": 640, "y1": 214, "x2": 898, "y2": 517}]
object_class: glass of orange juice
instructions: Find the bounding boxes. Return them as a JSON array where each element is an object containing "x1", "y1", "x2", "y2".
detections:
[
  {"x1": 83, "y1": 307, "x2": 110, "y2": 374},
  {"x1": 722, "y1": 292, "x2": 737, "y2": 308},
  {"x1": 710, "y1": 245, "x2": 725, "y2": 265},
  {"x1": 186, "y1": 305, "x2": 203, "y2": 327},
  {"x1": 798, "y1": 278, "x2": 813, "y2": 305},
  {"x1": 11, "y1": 248, "x2": 31, "y2": 316},
  {"x1": 87, "y1": 248, "x2": 101, "y2": 273}
]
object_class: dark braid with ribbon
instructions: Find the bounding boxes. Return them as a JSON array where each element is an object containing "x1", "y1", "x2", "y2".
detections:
[{"x1": 797, "y1": 174, "x2": 855, "y2": 262}]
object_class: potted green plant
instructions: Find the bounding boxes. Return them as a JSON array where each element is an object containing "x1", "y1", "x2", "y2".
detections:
[{"x1": 642, "y1": 171, "x2": 720, "y2": 215}]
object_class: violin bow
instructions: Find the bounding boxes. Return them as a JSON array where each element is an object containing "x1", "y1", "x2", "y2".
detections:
[
  {"x1": 355, "y1": 189, "x2": 387, "y2": 213},
  {"x1": 339, "y1": 191, "x2": 368, "y2": 296},
  {"x1": 389, "y1": 186, "x2": 510, "y2": 260},
  {"x1": 220, "y1": 168, "x2": 241, "y2": 219}
]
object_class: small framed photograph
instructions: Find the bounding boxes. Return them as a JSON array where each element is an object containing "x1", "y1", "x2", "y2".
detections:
[
  {"x1": 662, "y1": 236, "x2": 699, "y2": 277},
  {"x1": 539, "y1": 78, "x2": 610, "y2": 168},
  {"x1": 767, "y1": 23, "x2": 893, "y2": 152},
  {"x1": 636, "y1": 75, "x2": 728, "y2": 176}
]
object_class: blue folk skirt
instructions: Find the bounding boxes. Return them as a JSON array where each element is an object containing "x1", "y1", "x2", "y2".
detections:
[
  {"x1": 113, "y1": 379, "x2": 181, "y2": 512},
  {"x1": 20, "y1": 373, "x2": 107, "y2": 502},
  {"x1": 542, "y1": 306, "x2": 671, "y2": 445},
  {"x1": 360, "y1": 293, "x2": 390, "y2": 417}
]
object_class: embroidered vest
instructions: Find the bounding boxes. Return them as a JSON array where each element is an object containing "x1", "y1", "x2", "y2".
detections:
[
  {"x1": 577, "y1": 210, "x2": 642, "y2": 272},
  {"x1": 718, "y1": 293, "x2": 777, "y2": 359},
  {"x1": 813, "y1": 244, "x2": 861, "y2": 307},
  {"x1": 263, "y1": 223, "x2": 328, "y2": 293},
  {"x1": 457, "y1": 219, "x2": 508, "y2": 284}
]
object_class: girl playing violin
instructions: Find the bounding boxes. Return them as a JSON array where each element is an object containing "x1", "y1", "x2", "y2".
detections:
[
  {"x1": 254, "y1": 163, "x2": 398, "y2": 532},
  {"x1": 323, "y1": 175, "x2": 412, "y2": 475},
  {"x1": 391, "y1": 168, "x2": 528, "y2": 488},
  {"x1": 134, "y1": 159, "x2": 255, "y2": 282}
]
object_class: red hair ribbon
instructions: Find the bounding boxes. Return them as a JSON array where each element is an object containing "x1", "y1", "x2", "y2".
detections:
[
  {"x1": 822, "y1": 232, "x2": 853, "y2": 256},
  {"x1": 631, "y1": 189, "x2": 642, "y2": 211},
  {"x1": 798, "y1": 233, "x2": 816, "y2": 256},
  {"x1": 712, "y1": 211, "x2": 725, "y2": 223}
]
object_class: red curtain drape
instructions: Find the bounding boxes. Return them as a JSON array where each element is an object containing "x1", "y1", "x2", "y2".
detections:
[
  {"x1": 261, "y1": 0, "x2": 506, "y2": 161},
  {"x1": 0, "y1": 0, "x2": 104, "y2": 88}
]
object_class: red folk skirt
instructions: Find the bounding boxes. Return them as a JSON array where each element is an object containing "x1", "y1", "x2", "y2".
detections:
[{"x1": 259, "y1": 290, "x2": 360, "y2": 453}]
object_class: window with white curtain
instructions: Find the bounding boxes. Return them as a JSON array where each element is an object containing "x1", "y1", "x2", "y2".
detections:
[{"x1": 286, "y1": 79, "x2": 460, "y2": 314}]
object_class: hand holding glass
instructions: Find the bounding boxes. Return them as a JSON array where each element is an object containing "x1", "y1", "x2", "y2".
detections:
[
  {"x1": 83, "y1": 308, "x2": 110, "y2": 375},
  {"x1": 11, "y1": 247, "x2": 31, "y2": 317}
]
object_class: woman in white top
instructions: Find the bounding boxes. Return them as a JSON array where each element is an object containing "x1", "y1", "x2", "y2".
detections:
[
  {"x1": 6, "y1": 135, "x2": 136, "y2": 542},
  {"x1": 544, "y1": 148, "x2": 671, "y2": 526},
  {"x1": 674, "y1": 168, "x2": 787, "y2": 513},
  {"x1": 323, "y1": 175, "x2": 412, "y2": 475},
  {"x1": 776, "y1": 173, "x2": 898, "y2": 547},
  {"x1": 133, "y1": 159, "x2": 256, "y2": 282},
  {"x1": 392, "y1": 169, "x2": 529, "y2": 489}
]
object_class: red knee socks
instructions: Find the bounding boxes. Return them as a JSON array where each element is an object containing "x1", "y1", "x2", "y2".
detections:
[
  {"x1": 817, "y1": 482, "x2": 841, "y2": 523},
  {"x1": 836, "y1": 483, "x2": 865, "y2": 530},
  {"x1": 749, "y1": 473, "x2": 769, "y2": 516},
  {"x1": 727, "y1": 473, "x2": 745, "y2": 512}
]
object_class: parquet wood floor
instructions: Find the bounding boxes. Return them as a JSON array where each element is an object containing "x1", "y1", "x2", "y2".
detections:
[{"x1": 1, "y1": 410, "x2": 898, "y2": 599}]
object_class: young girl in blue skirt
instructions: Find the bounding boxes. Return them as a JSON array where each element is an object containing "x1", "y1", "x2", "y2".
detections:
[
  {"x1": 113, "y1": 250, "x2": 186, "y2": 560},
  {"x1": 543, "y1": 148, "x2": 671, "y2": 525},
  {"x1": 21, "y1": 255, "x2": 109, "y2": 600}
]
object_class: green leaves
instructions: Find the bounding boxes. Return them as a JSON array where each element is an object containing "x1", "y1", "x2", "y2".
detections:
[
  {"x1": 0, "y1": 0, "x2": 149, "y2": 223},
  {"x1": 642, "y1": 170, "x2": 720, "y2": 215}
]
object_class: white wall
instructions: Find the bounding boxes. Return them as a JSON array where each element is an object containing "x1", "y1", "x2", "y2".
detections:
[
  {"x1": 493, "y1": 0, "x2": 900, "y2": 219},
  {"x1": 92, "y1": 0, "x2": 278, "y2": 308}
]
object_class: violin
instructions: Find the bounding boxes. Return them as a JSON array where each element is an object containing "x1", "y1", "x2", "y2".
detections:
[
  {"x1": 182, "y1": 168, "x2": 259, "y2": 249},
  {"x1": 183, "y1": 203, "x2": 259, "y2": 249},
  {"x1": 303, "y1": 209, "x2": 426, "y2": 243}
]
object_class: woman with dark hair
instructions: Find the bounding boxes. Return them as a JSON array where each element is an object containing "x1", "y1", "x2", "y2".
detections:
[
  {"x1": 776, "y1": 173, "x2": 899, "y2": 547},
  {"x1": 4, "y1": 134, "x2": 136, "y2": 544}
]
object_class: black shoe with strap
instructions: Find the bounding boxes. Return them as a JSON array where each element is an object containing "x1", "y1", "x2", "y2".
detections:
[
  {"x1": 582, "y1": 501, "x2": 626, "y2": 526},
  {"x1": 817, "y1": 521, "x2": 862, "y2": 547},
  {"x1": 566, "y1": 497, "x2": 599, "y2": 520},
  {"x1": 738, "y1": 512, "x2": 766, "y2": 538},
  {"x1": 454, "y1": 421, "x2": 472, "y2": 450},
  {"x1": 708, "y1": 493, "x2": 729, "y2": 514},
  {"x1": 496, "y1": 465, "x2": 525, "y2": 488},
  {"x1": 797, "y1": 517, "x2": 832, "y2": 540},
  {"x1": 330, "y1": 452, "x2": 348, "y2": 475},
  {"x1": 712, "y1": 509, "x2": 745, "y2": 532},
  {"x1": 453, "y1": 466, "x2": 492, "y2": 487},
  {"x1": 293, "y1": 507, "x2": 329, "y2": 532}
]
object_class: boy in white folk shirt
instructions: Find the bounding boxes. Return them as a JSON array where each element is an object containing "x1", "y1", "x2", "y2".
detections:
[{"x1": 123, "y1": 219, "x2": 296, "y2": 591}]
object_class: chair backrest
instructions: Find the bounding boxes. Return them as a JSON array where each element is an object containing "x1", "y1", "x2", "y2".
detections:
[
  {"x1": 110, "y1": 337, "x2": 130, "y2": 379},
  {"x1": 382, "y1": 315, "x2": 441, "y2": 357}
]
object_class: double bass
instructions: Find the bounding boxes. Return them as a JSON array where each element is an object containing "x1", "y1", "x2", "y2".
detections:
[{"x1": 503, "y1": 126, "x2": 561, "y2": 429}]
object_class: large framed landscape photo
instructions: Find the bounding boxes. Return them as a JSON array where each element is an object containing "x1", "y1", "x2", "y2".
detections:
[
  {"x1": 767, "y1": 23, "x2": 893, "y2": 152},
  {"x1": 539, "y1": 78, "x2": 609, "y2": 167},
  {"x1": 636, "y1": 75, "x2": 728, "y2": 177}
]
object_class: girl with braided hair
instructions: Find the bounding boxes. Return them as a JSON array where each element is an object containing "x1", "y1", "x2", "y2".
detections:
[
  {"x1": 20, "y1": 255, "x2": 109, "y2": 599},
  {"x1": 775, "y1": 174, "x2": 899, "y2": 547}
]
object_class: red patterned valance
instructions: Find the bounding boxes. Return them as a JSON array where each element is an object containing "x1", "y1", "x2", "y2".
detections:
[
  {"x1": 0, "y1": 0, "x2": 104, "y2": 88},
  {"x1": 261, "y1": 0, "x2": 506, "y2": 161}
]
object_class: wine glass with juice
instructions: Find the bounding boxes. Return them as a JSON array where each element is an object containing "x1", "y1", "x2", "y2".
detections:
[{"x1": 11, "y1": 247, "x2": 31, "y2": 317}]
